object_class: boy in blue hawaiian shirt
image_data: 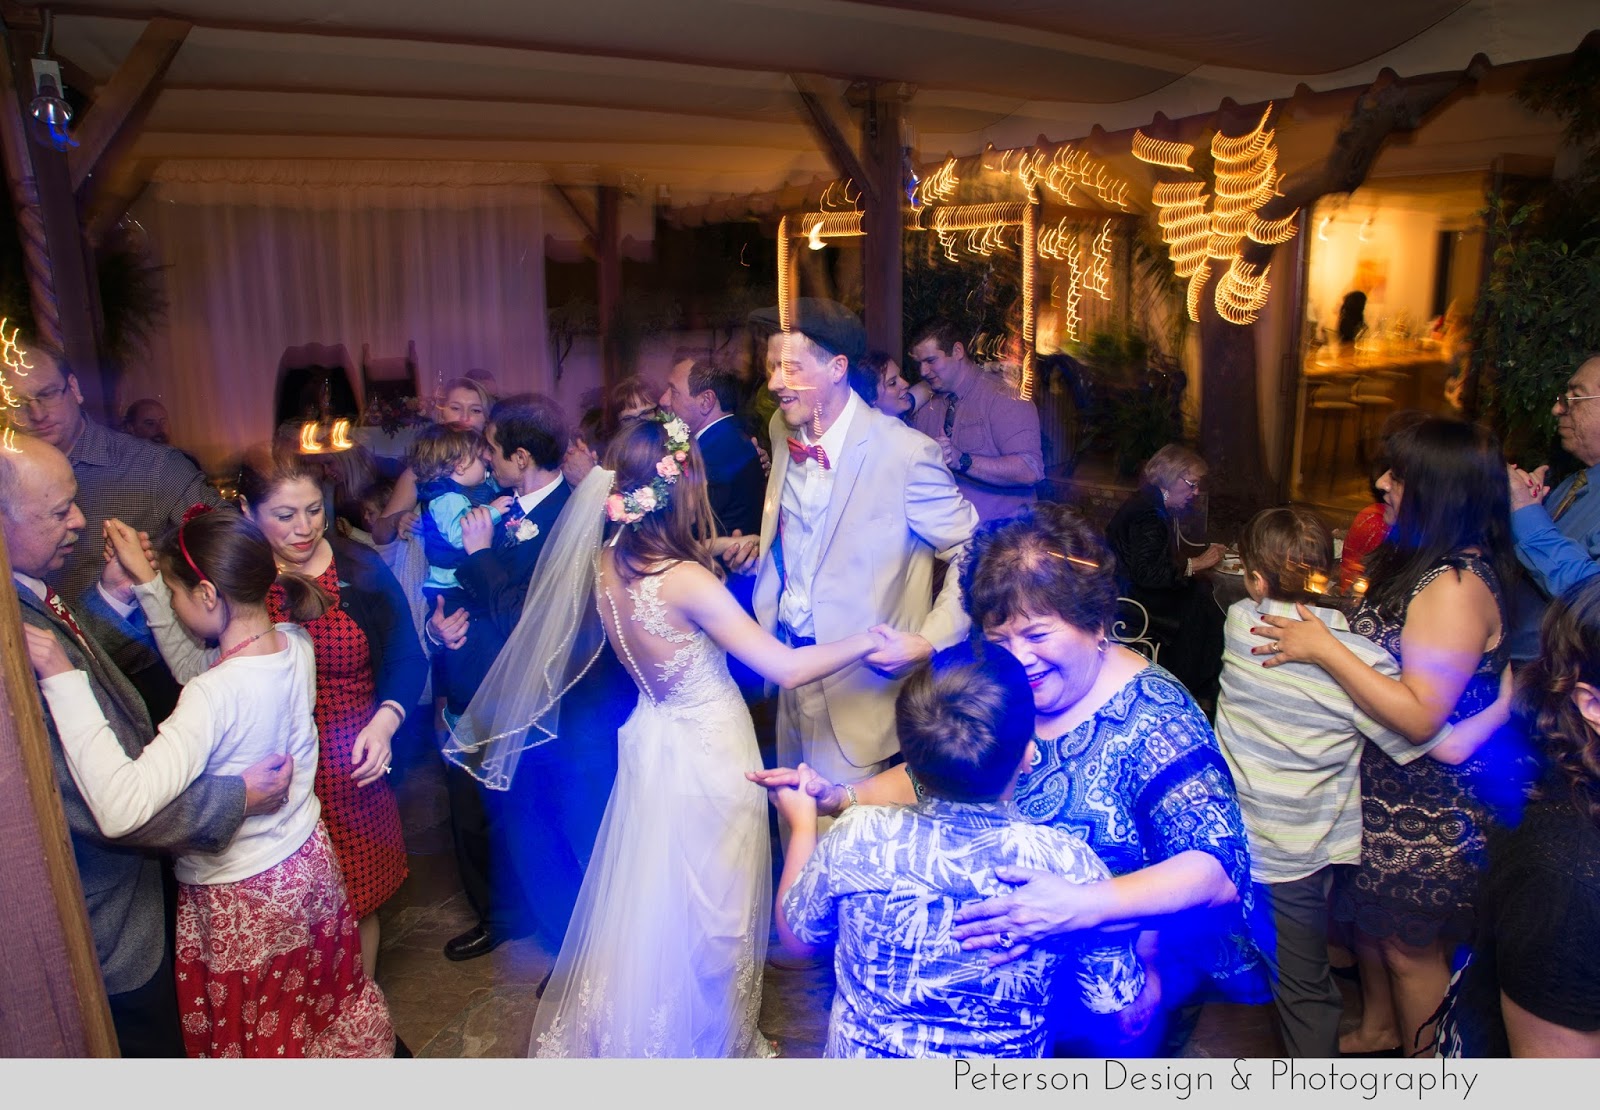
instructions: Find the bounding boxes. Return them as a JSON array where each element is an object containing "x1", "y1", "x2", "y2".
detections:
[{"x1": 774, "y1": 641, "x2": 1145, "y2": 1058}]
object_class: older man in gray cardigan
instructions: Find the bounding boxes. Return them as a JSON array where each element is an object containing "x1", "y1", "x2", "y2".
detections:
[{"x1": 1, "y1": 435, "x2": 289, "y2": 1056}]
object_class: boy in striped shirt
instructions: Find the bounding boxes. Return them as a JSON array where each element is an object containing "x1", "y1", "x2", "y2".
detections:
[{"x1": 1215, "y1": 507, "x2": 1498, "y2": 1057}]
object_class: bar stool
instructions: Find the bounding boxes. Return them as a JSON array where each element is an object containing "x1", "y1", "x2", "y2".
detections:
[
  {"x1": 1308, "y1": 381, "x2": 1361, "y2": 491},
  {"x1": 1349, "y1": 375, "x2": 1396, "y2": 467}
]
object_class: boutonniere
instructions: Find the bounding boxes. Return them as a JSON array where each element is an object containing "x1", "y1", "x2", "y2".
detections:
[{"x1": 506, "y1": 517, "x2": 540, "y2": 543}]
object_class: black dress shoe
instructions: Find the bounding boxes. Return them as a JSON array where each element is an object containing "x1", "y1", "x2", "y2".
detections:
[{"x1": 444, "y1": 924, "x2": 504, "y2": 962}]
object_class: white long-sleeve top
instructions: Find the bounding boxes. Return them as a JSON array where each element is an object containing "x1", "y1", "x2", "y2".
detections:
[{"x1": 40, "y1": 581, "x2": 322, "y2": 886}]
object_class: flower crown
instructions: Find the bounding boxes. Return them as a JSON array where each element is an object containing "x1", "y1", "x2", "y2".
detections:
[{"x1": 605, "y1": 414, "x2": 693, "y2": 527}]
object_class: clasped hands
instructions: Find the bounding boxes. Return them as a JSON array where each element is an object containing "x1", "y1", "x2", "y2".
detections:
[
  {"x1": 1507, "y1": 463, "x2": 1550, "y2": 513},
  {"x1": 98, "y1": 518, "x2": 158, "y2": 605}
]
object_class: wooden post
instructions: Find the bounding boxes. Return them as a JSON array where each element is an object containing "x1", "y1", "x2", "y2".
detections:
[
  {"x1": 596, "y1": 184, "x2": 622, "y2": 392},
  {"x1": 0, "y1": 526, "x2": 119, "y2": 1056},
  {"x1": 849, "y1": 81, "x2": 911, "y2": 359},
  {"x1": 1, "y1": 31, "x2": 105, "y2": 421}
]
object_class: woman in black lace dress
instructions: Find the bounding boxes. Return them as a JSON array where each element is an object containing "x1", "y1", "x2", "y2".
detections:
[{"x1": 1255, "y1": 417, "x2": 1515, "y2": 1055}]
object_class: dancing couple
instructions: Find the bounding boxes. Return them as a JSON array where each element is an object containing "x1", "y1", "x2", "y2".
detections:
[{"x1": 445, "y1": 302, "x2": 976, "y2": 1057}]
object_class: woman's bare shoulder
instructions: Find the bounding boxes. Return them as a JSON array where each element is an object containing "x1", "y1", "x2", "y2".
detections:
[{"x1": 1407, "y1": 564, "x2": 1499, "y2": 633}]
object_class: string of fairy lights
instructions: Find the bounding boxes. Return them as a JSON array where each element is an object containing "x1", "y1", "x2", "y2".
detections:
[
  {"x1": 1, "y1": 318, "x2": 32, "y2": 452},
  {"x1": 776, "y1": 105, "x2": 1295, "y2": 400},
  {"x1": 1133, "y1": 104, "x2": 1294, "y2": 326}
]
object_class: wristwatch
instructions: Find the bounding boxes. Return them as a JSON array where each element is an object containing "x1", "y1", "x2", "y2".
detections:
[{"x1": 955, "y1": 452, "x2": 973, "y2": 474}]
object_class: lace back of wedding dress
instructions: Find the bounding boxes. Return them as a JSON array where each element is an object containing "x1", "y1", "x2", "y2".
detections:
[
  {"x1": 529, "y1": 555, "x2": 773, "y2": 1059},
  {"x1": 595, "y1": 560, "x2": 738, "y2": 716}
]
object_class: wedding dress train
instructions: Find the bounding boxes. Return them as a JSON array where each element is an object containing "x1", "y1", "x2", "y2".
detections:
[{"x1": 529, "y1": 563, "x2": 772, "y2": 1058}]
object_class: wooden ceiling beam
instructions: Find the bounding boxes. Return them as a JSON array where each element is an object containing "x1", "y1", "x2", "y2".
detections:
[
  {"x1": 549, "y1": 181, "x2": 599, "y2": 260},
  {"x1": 83, "y1": 155, "x2": 152, "y2": 245},
  {"x1": 789, "y1": 73, "x2": 875, "y2": 206},
  {"x1": 67, "y1": 17, "x2": 189, "y2": 195}
]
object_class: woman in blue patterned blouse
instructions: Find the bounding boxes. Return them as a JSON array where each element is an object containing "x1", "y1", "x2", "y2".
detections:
[{"x1": 751, "y1": 503, "x2": 1258, "y2": 1055}]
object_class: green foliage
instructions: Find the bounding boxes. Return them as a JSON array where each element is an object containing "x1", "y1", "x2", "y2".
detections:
[
  {"x1": 901, "y1": 229, "x2": 1021, "y2": 362},
  {"x1": 1108, "y1": 384, "x2": 1184, "y2": 477},
  {"x1": 1076, "y1": 327, "x2": 1184, "y2": 475},
  {"x1": 1473, "y1": 45, "x2": 1600, "y2": 465},
  {"x1": 0, "y1": 218, "x2": 166, "y2": 370},
  {"x1": 1472, "y1": 198, "x2": 1600, "y2": 462},
  {"x1": 1131, "y1": 220, "x2": 1189, "y2": 360},
  {"x1": 96, "y1": 224, "x2": 167, "y2": 368}
]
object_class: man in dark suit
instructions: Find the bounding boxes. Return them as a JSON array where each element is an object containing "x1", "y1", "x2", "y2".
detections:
[
  {"x1": 660, "y1": 357, "x2": 765, "y2": 537},
  {"x1": 429, "y1": 393, "x2": 622, "y2": 961},
  {"x1": 661, "y1": 357, "x2": 767, "y2": 700},
  {"x1": 1, "y1": 435, "x2": 290, "y2": 1056}
]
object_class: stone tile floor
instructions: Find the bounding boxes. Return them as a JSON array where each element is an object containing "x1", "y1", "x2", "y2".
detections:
[{"x1": 377, "y1": 724, "x2": 1358, "y2": 1059}]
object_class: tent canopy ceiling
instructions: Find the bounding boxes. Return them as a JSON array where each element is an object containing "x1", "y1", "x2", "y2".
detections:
[{"x1": 29, "y1": 0, "x2": 1600, "y2": 205}]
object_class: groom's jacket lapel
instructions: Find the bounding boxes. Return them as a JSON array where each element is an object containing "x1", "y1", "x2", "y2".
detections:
[{"x1": 816, "y1": 401, "x2": 873, "y2": 563}]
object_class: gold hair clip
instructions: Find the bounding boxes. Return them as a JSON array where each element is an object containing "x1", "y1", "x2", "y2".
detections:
[{"x1": 1047, "y1": 550, "x2": 1100, "y2": 571}]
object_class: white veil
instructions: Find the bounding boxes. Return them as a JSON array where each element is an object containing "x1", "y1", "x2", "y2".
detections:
[{"x1": 440, "y1": 465, "x2": 613, "y2": 790}]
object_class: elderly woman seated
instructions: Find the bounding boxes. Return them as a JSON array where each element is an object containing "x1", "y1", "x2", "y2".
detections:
[
  {"x1": 752, "y1": 503, "x2": 1260, "y2": 1056},
  {"x1": 1104, "y1": 444, "x2": 1227, "y2": 707}
]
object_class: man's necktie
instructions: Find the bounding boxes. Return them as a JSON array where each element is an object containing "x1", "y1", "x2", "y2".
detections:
[
  {"x1": 942, "y1": 394, "x2": 959, "y2": 438},
  {"x1": 1552, "y1": 471, "x2": 1589, "y2": 522},
  {"x1": 497, "y1": 498, "x2": 526, "y2": 548},
  {"x1": 44, "y1": 587, "x2": 90, "y2": 650},
  {"x1": 786, "y1": 438, "x2": 830, "y2": 470}
]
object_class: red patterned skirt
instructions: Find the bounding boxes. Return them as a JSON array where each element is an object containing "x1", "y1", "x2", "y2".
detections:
[{"x1": 174, "y1": 824, "x2": 394, "y2": 1058}]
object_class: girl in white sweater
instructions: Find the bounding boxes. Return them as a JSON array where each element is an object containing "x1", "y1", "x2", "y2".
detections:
[{"x1": 26, "y1": 506, "x2": 393, "y2": 1058}]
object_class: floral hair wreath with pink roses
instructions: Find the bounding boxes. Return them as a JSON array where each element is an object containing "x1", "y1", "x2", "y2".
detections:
[{"x1": 605, "y1": 414, "x2": 694, "y2": 528}]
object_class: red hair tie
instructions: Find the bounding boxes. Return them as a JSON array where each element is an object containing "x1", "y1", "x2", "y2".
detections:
[{"x1": 178, "y1": 504, "x2": 213, "y2": 584}]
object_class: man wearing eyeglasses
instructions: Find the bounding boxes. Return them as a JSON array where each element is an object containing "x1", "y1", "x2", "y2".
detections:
[
  {"x1": 5, "y1": 348, "x2": 221, "y2": 718},
  {"x1": 1506, "y1": 355, "x2": 1600, "y2": 660}
]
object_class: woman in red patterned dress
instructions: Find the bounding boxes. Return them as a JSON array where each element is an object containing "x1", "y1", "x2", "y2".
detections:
[{"x1": 240, "y1": 446, "x2": 428, "y2": 977}]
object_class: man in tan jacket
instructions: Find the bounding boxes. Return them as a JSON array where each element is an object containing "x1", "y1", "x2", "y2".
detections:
[{"x1": 737, "y1": 300, "x2": 977, "y2": 812}]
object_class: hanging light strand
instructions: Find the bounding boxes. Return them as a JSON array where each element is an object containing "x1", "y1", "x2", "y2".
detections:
[
  {"x1": 0, "y1": 318, "x2": 33, "y2": 415},
  {"x1": 919, "y1": 157, "x2": 960, "y2": 205},
  {"x1": 1088, "y1": 219, "x2": 1114, "y2": 301},
  {"x1": 1062, "y1": 234, "x2": 1084, "y2": 343},
  {"x1": 1215, "y1": 258, "x2": 1272, "y2": 325},
  {"x1": 1131, "y1": 130, "x2": 1196, "y2": 172}
]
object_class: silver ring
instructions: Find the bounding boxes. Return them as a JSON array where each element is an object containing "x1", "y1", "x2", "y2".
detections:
[
  {"x1": 997, "y1": 930, "x2": 1015, "y2": 948},
  {"x1": 383, "y1": 764, "x2": 393, "y2": 775},
  {"x1": 1272, "y1": 640, "x2": 1281, "y2": 652}
]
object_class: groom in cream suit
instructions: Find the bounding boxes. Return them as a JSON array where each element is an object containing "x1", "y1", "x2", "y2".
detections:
[{"x1": 741, "y1": 300, "x2": 977, "y2": 803}]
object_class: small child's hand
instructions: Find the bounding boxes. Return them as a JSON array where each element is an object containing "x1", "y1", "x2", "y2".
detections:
[
  {"x1": 490, "y1": 495, "x2": 514, "y2": 513},
  {"x1": 460, "y1": 506, "x2": 497, "y2": 555},
  {"x1": 772, "y1": 763, "x2": 820, "y2": 827}
]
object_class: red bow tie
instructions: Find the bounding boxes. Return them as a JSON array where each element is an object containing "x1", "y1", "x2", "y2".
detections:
[{"x1": 786, "y1": 438, "x2": 830, "y2": 470}]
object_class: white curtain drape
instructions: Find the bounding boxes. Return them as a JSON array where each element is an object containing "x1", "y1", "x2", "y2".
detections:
[{"x1": 123, "y1": 161, "x2": 550, "y2": 471}]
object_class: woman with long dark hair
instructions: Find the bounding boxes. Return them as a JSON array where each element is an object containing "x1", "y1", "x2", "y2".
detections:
[
  {"x1": 1258, "y1": 416, "x2": 1515, "y2": 1055},
  {"x1": 1437, "y1": 576, "x2": 1600, "y2": 1057}
]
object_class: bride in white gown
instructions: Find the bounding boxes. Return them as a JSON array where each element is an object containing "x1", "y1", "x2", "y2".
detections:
[{"x1": 444, "y1": 412, "x2": 885, "y2": 1058}]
